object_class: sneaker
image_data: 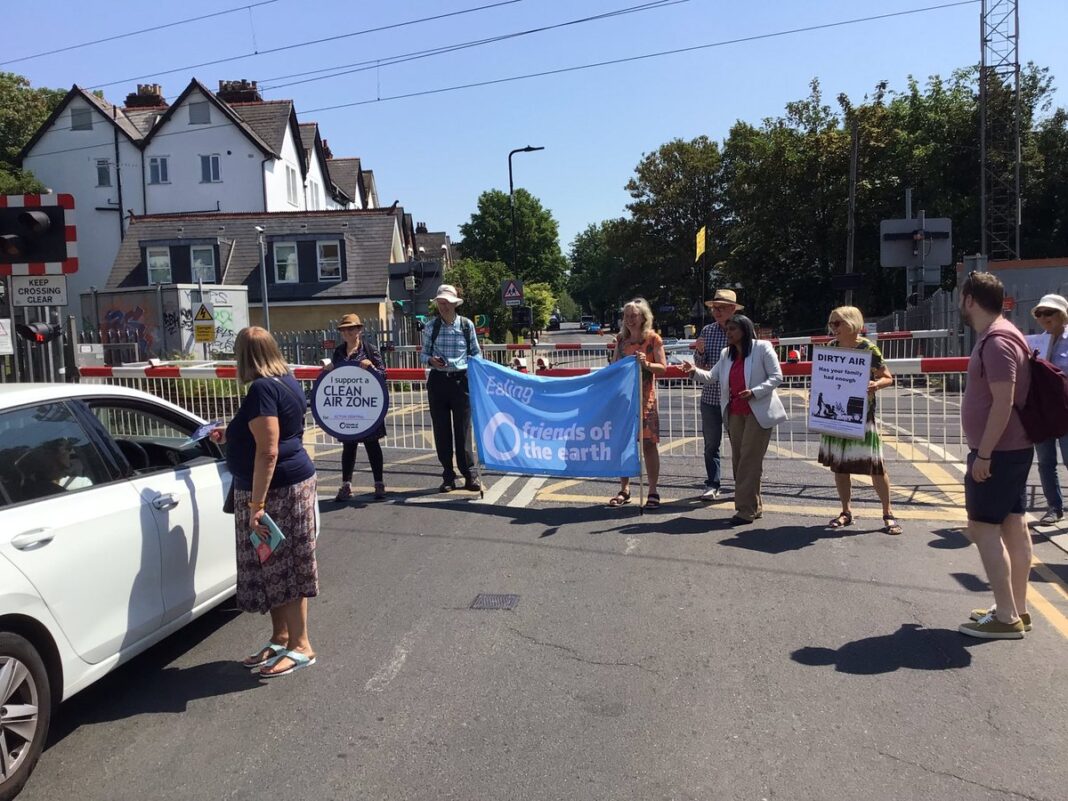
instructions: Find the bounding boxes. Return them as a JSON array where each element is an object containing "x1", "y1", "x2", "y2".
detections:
[
  {"x1": 1034, "y1": 509, "x2": 1064, "y2": 526},
  {"x1": 701, "y1": 487, "x2": 720, "y2": 501},
  {"x1": 970, "y1": 607, "x2": 1032, "y2": 631},
  {"x1": 334, "y1": 483, "x2": 352, "y2": 502},
  {"x1": 439, "y1": 480, "x2": 456, "y2": 493},
  {"x1": 959, "y1": 612, "x2": 1025, "y2": 639}
]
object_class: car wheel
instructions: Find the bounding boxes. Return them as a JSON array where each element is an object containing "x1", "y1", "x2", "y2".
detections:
[{"x1": 0, "y1": 633, "x2": 51, "y2": 801}]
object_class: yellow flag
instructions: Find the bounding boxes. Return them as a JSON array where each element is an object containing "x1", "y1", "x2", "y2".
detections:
[{"x1": 695, "y1": 226, "x2": 707, "y2": 261}]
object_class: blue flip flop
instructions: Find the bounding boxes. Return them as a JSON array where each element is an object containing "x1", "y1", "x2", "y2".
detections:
[
  {"x1": 243, "y1": 642, "x2": 286, "y2": 670},
  {"x1": 257, "y1": 649, "x2": 317, "y2": 677}
]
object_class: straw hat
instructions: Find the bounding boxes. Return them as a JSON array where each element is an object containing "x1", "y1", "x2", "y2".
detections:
[
  {"x1": 1031, "y1": 293, "x2": 1068, "y2": 317},
  {"x1": 705, "y1": 288, "x2": 743, "y2": 310},
  {"x1": 338, "y1": 313, "x2": 363, "y2": 329},
  {"x1": 433, "y1": 284, "x2": 463, "y2": 306}
]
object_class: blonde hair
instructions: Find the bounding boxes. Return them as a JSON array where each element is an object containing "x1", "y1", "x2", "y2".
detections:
[
  {"x1": 623, "y1": 298, "x2": 654, "y2": 338},
  {"x1": 829, "y1": 305, "x2": 864, "y2": 336},
  {"x1": 235, "y1": 326, "x2": 290, "y2": 383}
]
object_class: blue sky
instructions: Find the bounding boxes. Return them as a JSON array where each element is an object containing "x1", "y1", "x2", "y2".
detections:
[{"x1": 8, "y1": 0, "x2": 1067, "y2": 249}]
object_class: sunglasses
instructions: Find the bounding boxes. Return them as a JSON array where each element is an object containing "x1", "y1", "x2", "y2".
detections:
[
  {"x1": 828, "y1": 320, "x2": 843, "y2": 327},
  {"x1": 1035, "y1": 309, "x2": 1058, "y2": 318}
]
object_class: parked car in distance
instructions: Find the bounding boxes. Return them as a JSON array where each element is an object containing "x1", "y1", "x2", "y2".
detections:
[
  {"x1": 587, "y1": 322, "x2": 602, "y2": 335},
  {"x1": 546, "y1": 315, "x2": 561, "y2": 331},
  {"x1": 579, "y1": 314, "x2": 596, "y2": 332},
  {"x1": 0, "y1": 383, "x2": 235, "y2": 801}
]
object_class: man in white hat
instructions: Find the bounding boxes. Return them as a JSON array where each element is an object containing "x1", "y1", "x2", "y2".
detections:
[
  {"x1": 420, "y1": 284, "x2": 482, "y2": 492},
  {"x1": 692, "y1": 289, "x2": 742, "y2": 499}
]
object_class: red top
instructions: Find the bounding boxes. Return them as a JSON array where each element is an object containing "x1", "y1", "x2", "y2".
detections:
[{"x1": 728, "y1": 357, "x2": 751, "y2": 416}]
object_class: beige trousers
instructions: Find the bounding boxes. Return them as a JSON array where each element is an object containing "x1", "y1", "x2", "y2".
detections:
[{"x1": 727, "y1": 412, "x2": 773, "y2": 521}]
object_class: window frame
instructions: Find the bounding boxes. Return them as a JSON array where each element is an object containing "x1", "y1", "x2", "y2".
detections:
[
  {"x1": 273, "y1": 242, "x2": 299, "y2": 284},
  {"x1": 188, "y1": 101, "x2": 211, "y2": 125},
  {"x1": 149, "y1": 156, "x2": 170, "y2": 185},
  {"x1": 285, "y1": 165, "x2": 299, "y2": 206},
  {"x1": 200, "y1": 154, "x2": 221, "y2": 183},
  {"x1": 71, "y1": 107, "x2": 93, "y2": 131},
  {"x1": 95, "y1": 158, "x2": 111, "y2": 187},
  {"x1": 190, "y1": 245, "x2": 216, "y2": 284},
  {"x1": 146, "y1": 246, "x2": 172, "y2": 284},
  {"x1": 316, "y1": 240, "x2": 342, "y2": 281}
]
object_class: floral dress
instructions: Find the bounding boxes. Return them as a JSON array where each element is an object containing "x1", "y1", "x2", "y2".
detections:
[
  {"x1": 615, "y1": 331, "x2": 663, "y2": 444},
  {"x1": 816, "y1": 337, "x2": 886, "y2": 475}
]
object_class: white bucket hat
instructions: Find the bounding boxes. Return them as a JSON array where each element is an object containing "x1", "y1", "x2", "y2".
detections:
[
  {"x1": 433, "y1": 284, "x2": 463, "y2": 306},
  {"x1": 1032, "y1": 293, "x2": 1068, "y2": 317}
]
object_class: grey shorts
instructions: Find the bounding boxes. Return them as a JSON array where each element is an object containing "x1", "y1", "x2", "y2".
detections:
[{"x1": 964, "y1": 448, "x2": 1033, "y2": 525}]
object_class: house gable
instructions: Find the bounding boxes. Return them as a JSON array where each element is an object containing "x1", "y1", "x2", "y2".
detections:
[{"x1": 18, "y1": 85, "x2": 142, "y2": 163}]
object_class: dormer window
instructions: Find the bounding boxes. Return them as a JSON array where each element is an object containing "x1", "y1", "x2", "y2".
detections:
[
  {"x1": 71, "y1": 107, "x2": 93, "y2": 131},
  {"x1": 188, "y1": 101, "x2": 210, "y2": 125}
]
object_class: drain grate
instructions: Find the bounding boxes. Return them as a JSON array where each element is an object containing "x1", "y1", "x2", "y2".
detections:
[{"x1": 470, "y1": 593, "x2": 520, "y2": 610}]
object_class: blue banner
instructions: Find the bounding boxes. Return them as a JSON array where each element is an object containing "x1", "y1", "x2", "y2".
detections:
[{"x1": 467, "y1": 356, "x2": 641, "y2": 478}]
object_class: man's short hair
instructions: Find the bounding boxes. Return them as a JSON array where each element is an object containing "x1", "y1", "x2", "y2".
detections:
[{"x1": 961, "y1": 271, "x2": 1005, "y2": 315}]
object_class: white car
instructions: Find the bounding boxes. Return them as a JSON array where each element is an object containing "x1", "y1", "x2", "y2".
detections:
[{"x1": 0, "y1": 383, "x2": 234, "y2": 800}]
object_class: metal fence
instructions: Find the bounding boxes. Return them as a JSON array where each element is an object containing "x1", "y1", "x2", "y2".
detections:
[{"x1": 80, "y1": 357, "x2": 971, "y2": 465}]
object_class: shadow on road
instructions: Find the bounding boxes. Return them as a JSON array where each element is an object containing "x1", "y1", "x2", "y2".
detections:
[
  {"x1": 928, "y1": 527, "x2": 970, "y2": 549},
  {"x1": 719, "y1": 523, "x2": 874, "y2": 554},
  {"x1": 791, "y1": 623, "x2": 987, "y2": 674}
]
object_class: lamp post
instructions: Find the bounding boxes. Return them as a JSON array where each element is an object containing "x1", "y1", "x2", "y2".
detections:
[
  {"x1": 254, "y1": 226, "x2": 271, "y2": 331},
  {"x1": 508, "y1": 145, "x2": 544, "y2": 276}
]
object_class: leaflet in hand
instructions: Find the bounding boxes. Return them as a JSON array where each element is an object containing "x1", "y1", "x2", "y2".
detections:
[
  {"x1": 181, "y1": 420, "x2": 222, "y2": 449},
  {"x1": 249, "y1": 512, "x2": 286, "y2": 564}
]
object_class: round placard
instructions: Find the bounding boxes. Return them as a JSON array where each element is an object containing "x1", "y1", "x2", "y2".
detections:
[{"x1": 311, "y1": 364, "x2": 389, "y2": 441}]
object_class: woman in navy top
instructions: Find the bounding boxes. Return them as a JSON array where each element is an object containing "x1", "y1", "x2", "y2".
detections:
[
  {"x1": 327, "y1": 313, "x2": 388, "y2": 501},
  {"x1": 211, "y1": 326, "x2": 319, "y2": 677}
]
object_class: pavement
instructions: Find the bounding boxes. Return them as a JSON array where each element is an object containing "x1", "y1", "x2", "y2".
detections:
[{"x1": 22, "y1": 448, "x2": 1068, "y2": 801}]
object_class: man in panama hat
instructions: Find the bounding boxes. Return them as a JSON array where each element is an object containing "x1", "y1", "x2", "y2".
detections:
[{"x1": 693, "y1": 289, "x2": 743, "y2": 499}]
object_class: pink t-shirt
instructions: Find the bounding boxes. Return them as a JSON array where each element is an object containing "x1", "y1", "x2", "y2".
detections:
[{"x1": 961, "y1": 318, "x2": 1032, "y2": 451}]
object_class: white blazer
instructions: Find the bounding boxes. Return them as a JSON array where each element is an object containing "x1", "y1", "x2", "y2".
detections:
[{"x1": 690, "y1": 339, "x2": 788, "y2": 429}]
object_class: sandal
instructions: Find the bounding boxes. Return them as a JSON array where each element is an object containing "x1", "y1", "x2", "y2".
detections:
[
  {"x1": 608, "y1": 490, "x2": 631, "y2": 507},
  {"x1": 257, "y1": 649, "x2": 317, "y2": 678},
  {"x1": 644, "y1": 492, "x2": 661, "y2": 510},
  {"x1": 242, "y1": 642, "x2": 286, "y2": 669},
  {"x1": 883, "y1": 514, "x2": 903, "y2": 535},
  {"x1": 828, "y1": 512, "x2": 853, "y2": 528},
  {"x1": 373, "y1": 482, "x2": 386, "y2": 500}
]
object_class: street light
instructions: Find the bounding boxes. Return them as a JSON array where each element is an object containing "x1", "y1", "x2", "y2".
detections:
[
  {"x1": 508, "y1": 145, "x2": 545, "y2": 276},
  {"x1": 254, "y1": 225, "x2": 271, "y2": 331}
]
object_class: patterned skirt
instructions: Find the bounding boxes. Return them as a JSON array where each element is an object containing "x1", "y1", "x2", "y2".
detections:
[
  {"x1": 818, "y1": 418, "x2": 886, "y2": 476},
  {"x1": 234, "y1": 474, "x2": 319, "y2": 614}
]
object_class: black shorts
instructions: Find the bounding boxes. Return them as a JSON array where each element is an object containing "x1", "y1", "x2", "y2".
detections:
[{"x1": 964, "y1": 448, "x2": 1033, "y2": 525}]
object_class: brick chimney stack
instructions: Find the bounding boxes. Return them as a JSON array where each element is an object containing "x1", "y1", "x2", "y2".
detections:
[
  {"x1": 416, "y1": 222, "x2": 429, "y2": 233},
  {"x1": 217, "y1": 79, "x2": 263, "y2": 103},
  {"x1": 124, "y1": 83, "x2": 167, "y2": 108},
  {"x1": 321, "y1": 139, "x2": 333, "y2": 159}
]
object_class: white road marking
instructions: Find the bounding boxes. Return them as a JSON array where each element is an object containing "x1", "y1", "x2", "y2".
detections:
[
  {"x1": 474, "y1": 476, "x2": 518, "y2": 505},
  {"x1": 624, "y1": 536, "x2": 640, "y2": 555},
  {"x1": 365, "y1": 632, "x2": 415, "y2": 693},
  {"x1": 510, "y1": 477, "x2": 546, "y2": 508},
  {"x1": 882, "y1": 420, "x2": 967, "y2": 474}
]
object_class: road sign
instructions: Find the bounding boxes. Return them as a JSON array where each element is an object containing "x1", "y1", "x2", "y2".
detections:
[
  {"x1": 0, "y1": 318, "x2": 12, "y2": 356},
  {"x1": 0, "y1": 193, "x2": 78, "y2": 276},
  {"x1": 12, "y1": 275, "x2": 68, "y2": 306},
  {"x1": 501, "y1": 279, "x2": 524, "y2": 307},
  {"x1": 474, "y1": 314, "x2": 489, "y2": 328},
  {"x1": 193, "y1": 302, "x2": 215, "y2": 343}
]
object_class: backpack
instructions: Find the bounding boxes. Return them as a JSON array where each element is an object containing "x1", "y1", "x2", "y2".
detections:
[
  {"x1": 429, "y1": 316, "x2": 476, "y2": 356},
  {"x1": 979, "y1": 329, "x2": 1068, "y2": 442}
]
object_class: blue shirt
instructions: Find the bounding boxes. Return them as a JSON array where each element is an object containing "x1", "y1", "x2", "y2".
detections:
[
  {"x1": 695, "y1": 322, "x2": 729, "y2": 405},
  {"x1": 420, "y1": 315, "x2": 482, "y2": 371},
  {"x1": 226, "y1": 375, "x2": 315, "y2": 491}
]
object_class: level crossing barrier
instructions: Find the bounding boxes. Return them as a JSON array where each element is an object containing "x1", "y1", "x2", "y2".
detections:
[{"x1": 80, "y1": 354, "x2": 970, "y2": 465}]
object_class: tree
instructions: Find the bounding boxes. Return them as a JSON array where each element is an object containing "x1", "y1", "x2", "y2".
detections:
[
  {"x1": 458, "y1": 189, "x2": 568, "y2": 288},
  {"x1": 524, "y1": 282, "x2": 556, "y2": 331},
  {"x1": 443, "y1": 258, "x2": 512, "y2": 342},
  {"x1": 0, "y1": 72, "x2": 66, "y2": 193}
]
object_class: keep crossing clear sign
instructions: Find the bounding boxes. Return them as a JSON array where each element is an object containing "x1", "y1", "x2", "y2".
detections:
[{"x1": 193, "y1": 302, "x2": 215, "y2": 343}]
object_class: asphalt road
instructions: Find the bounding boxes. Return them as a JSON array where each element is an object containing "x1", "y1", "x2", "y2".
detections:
[{"x1": 21, "y1": 451, "x2": 1068, "y2": 801}]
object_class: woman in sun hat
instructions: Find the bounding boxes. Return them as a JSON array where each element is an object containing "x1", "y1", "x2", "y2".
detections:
[
  {"x1": 1029, "y1": 293, "x2": 1068, "y2": 525},
  {"x1": 326, "y1": 313, "x2": 388, "y2": 501}
]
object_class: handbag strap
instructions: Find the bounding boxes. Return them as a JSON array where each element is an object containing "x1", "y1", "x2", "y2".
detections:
[{"x1": 270, "y1": 375, "x2": 307, "y2": 427}]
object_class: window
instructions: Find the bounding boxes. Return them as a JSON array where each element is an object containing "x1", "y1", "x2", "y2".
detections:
[
  {"x1": 0, "y1": 403, "x2": 111, "y2": 507},
  {"x1": 274, "y1": 242, "x2": 298, "y2": 283},
  {"x1": 71, "y1": 107, "x2": 93, "y2": 131},
  {"x1": 188, "y1": 101, "x2": 210, "y2": 125},
  {"x1": 285, "y1": 165, "x2": 299, "y2": 206},
  {"x1": 146, "y1": 247, "x2": 172, "y2": 284},
  {"x1": 200, "y1": 154, "x2": 221, "y2": 183},
  {"x1": 309, "y1": 181, "x2": 320, "y2": 210},
  {"x1": 90, "y1": 403, "x2": 219, "y2": 473},
  {"x1": 149, "y1": 156, "x2": 169, "y2": 184},
  {"x1": 191, "y1": 246, "x2": 216, "y2": 283},
  {"x1": 317, "y1": 241, "x2": 341, "y2": 281},
  {"x1": 95, "y1": 159, "x2": 111, "y2": 187}
]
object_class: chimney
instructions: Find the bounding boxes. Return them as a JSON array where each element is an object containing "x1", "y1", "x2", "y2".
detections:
[
  {"x1": 321, "y1": 138, "x2": 333, "y2": 159},
  {"x1": 217, "y1": 79, "x2": 262, "y2": 104},
  {"x1": 124, "y1": 83, "x2": 167, "y2": 108},
  {"x1": 416, "y1": 221, "x2": 428, "y2": 234}
]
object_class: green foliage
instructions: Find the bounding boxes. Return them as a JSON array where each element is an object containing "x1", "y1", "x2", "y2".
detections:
[
  {"x1": 0, "y1": 72, "x2": 66, "y2": 192},
  {"x1": 444, "y1": 258, "x2": 512, "y2": 341},
  {"x1": 458, "y1": 189, "x2": 568, "y2": 289},
  {"x1": 524, "y1": 282, "x2": 556, "y2": 331},
  {"x1": 555, "y1": 289, "x2": 580, "y2": 321}
]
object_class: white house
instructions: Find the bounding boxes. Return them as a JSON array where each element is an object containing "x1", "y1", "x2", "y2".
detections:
[{"x1": 19, "y1": 79, "x2": 366, "y2": 325}]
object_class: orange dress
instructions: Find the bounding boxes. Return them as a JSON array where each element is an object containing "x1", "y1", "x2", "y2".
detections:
[{"x1": 616, "y1": 331, "x2": 663, "y2": 444}]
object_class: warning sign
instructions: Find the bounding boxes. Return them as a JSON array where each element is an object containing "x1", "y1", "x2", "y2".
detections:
[
  {"x1": 501, "y1": 279, "x2": 524, "y2": 307},
  {"x1": 193, "y1": 302, "x2": 215, "y2": 343}
]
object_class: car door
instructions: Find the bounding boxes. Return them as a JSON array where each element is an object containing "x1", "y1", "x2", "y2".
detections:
[
  {"x1": 81, "y1": 398, "x2": 234, "y2": 624},
  {"x1": 0, "y1": 400, "x2": 164, "y2": 665}
]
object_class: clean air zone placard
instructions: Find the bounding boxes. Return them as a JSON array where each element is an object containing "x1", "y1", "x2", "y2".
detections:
[{"x1": 311, "y1": 364, "x2": 389, "y2": 441}]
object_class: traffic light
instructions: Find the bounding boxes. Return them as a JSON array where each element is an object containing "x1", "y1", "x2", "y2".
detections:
[
  {"x1": 16, "y1": 321, "x2": 63, "y2": 345},
  {"x1": 0, "y1": 194, "x2": 78, "y2": 274}
]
